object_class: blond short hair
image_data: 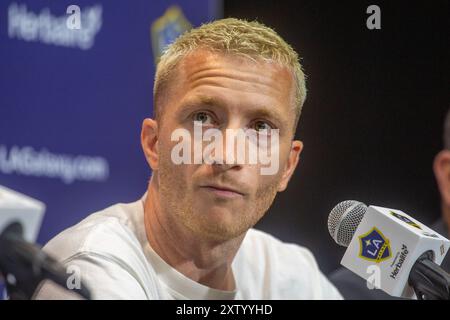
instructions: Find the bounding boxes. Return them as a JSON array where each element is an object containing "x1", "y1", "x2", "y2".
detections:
[{"x1": 153, "y1": 18, "x2": 307, "y2": 129}]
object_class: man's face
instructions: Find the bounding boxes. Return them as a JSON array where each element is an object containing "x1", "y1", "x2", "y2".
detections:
[{"x1": 148, "y1": 50, "x2": 302, "y2": 241}]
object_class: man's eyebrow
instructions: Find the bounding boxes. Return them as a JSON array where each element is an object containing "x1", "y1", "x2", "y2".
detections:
[
  {"x1": 178, "y1": 95, "x2": 228, "y2": 114},
  {"x1": 190, "y1": 95, "x2": 226, "y2": 107},
  {"x1": 246, "y1": 106, "x2": 286, "y2": 126}
]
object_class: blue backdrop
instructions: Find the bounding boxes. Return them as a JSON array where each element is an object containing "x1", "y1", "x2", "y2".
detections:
[{"x1": 0, "y1": 0, "x2": 222, "y2": 298}]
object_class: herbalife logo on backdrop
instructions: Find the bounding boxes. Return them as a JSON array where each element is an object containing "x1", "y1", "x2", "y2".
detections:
[{"x1": 7, "y1": 2, "x2": 102, "y2": 50}]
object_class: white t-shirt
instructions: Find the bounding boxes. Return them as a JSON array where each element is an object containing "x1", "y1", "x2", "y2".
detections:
[{"x1": 33, "y1": 196, "x2": 342, "y2": 300}]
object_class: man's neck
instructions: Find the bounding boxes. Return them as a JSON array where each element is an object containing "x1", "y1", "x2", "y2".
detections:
[{"x1": 143, "y1": 178, "x2": 244, "y2": 291}]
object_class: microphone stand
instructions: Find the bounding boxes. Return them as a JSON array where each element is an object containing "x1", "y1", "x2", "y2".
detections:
[
  {"x1": 0, "y1": 222, "x2": 91, "y2": 300},
  {"x1": 409, "y1": 251, "x2": 450, "y2": 300}
]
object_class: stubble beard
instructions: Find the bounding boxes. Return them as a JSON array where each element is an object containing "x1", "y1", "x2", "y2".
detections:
[{"x1": 157, "y1": 150, "x2": 281, "y2": 243}]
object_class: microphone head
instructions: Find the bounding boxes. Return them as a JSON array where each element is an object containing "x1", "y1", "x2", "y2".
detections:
[{"x1": 328, "y1": 200, "x2": 368, "y2": 247}]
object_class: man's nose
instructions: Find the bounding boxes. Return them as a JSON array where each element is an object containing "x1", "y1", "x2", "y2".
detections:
[{"x1": 207, "y1": 122, "x2": 245, "y2": 171}]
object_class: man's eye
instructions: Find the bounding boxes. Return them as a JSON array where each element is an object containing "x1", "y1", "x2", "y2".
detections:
[
  {"x1": 252, "y1": 120, "x2": 272, "y2": 132},
  {"x1": 193, "y1": 112, "x2": 214, "y2": 125}
]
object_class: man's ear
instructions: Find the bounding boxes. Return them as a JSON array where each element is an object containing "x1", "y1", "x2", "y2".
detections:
[
  {"x1": 433, "y1": 150, "x2": 450, "y2": 206},
  {"x1": 277, "y1": 140, "x2": 303, "y2": 192},
  {"x1": 141, "y1": 118, "x2": 159, "y2": 171}
]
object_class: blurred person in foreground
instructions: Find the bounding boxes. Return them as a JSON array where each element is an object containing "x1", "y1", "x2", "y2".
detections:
[
  {"x1": 33, "y1": 19, "x2": 342, "y2": 300},
  {"x1": 329, "y1": 109, "x2": 450, "y2": 299}
]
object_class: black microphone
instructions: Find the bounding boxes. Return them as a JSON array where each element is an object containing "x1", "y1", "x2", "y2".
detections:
[{"x1": 0, "y1": 221, "x2": 91, "y2": 300}]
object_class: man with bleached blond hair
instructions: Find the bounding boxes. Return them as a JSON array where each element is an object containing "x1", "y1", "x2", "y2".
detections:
[{"x1": 34, "y1": 18, "x2": 342, "y2": 300}]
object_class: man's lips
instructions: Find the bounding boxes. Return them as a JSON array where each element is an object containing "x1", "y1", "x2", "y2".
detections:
[{"x1": 199, "y1": 184, "x2": 245, "y2": 197}]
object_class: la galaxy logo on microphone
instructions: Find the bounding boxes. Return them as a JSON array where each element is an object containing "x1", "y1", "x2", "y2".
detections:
[
  {"x1": 358, "y1": 227, "x2": 392, "y2": 263},
  {"x1": 389, "y1": 211, "x2": 422, "y2": 230}
]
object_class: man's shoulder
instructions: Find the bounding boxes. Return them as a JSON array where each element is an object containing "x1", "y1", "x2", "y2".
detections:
[
  {"x1": 237, "y1": 229, "x2": 342, "y2": 299},
  {"x1": 35, "y1": 198, "x2": 163, "y2": 299},
  {"x1": 43, "y1": 199, "x2": 144, "y2": 263},
  {"x1": 242, "y1": 228, "x2": 317, "y2": 265}
]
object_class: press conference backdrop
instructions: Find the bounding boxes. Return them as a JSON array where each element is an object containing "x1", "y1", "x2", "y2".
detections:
[
  {"x1": 0, "y1": 0, "x2": 221, "y2": 297},
  {"x1": 1, "y1": 0, "x2": 449, "y2": 300}
]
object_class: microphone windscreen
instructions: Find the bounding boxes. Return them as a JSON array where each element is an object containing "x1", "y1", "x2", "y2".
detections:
[{"x1": 328, "y1": 200, "x2": 367, "y2": 247}]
